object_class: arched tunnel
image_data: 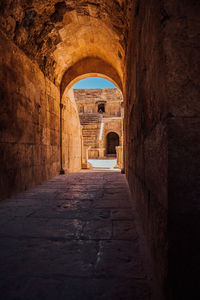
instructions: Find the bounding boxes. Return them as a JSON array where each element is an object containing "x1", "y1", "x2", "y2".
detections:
[{"x1": 0, "y1": 1, "x2": 199, "y2": 299}]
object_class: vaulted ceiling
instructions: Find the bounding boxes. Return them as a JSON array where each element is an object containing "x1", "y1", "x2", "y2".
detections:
[{"x1": 0, "y1": 0, "x2": 132, "y2": 85}]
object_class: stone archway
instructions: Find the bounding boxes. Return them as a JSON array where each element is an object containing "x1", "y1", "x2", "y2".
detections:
[
  {"x1": 0, "y1": 1, "x2": 198, "y2": 299},
  {"x1": 106, "y1": 132, "x2": 119, "y2": 155},
  {"x1": 60, "y1": 57, "x2": 123, "y2": 97},
  {"x1": 60, "y1": 59, "x2": 123, "y2": 168}
]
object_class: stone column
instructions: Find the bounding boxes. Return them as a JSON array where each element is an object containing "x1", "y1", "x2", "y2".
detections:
[
  {"x1": 121, "y1": 102, "x2": 125, "y2": 173},
  {"x1": 98, "y1": 139, "x2": 105, "y2": 158},
  {"x1": 115, "y1": 146, "x2": 123, "y2": 169},
  {"x1": 98, "y1": 148, "x2": 105, "y2": 158},
  {"x1": 82, "y1": 146, "x2": 91, "y2": 169},
  {"x1": 59, "y1": 102, "x2": 65, "y2": 174}
]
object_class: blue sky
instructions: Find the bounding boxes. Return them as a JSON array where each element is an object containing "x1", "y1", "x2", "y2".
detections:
[{"x1": 72, "y1": 77, "x2": 116, "y2": 89}]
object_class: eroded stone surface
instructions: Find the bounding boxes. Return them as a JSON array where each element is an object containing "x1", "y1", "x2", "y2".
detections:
[
  {"x1": 124, "y1": 1, "x2": 200, "y2": 298},
  {"x1": 0, "y1": 30, "x2": 82, "y2": 200},
  {"x1": 74, "y1": 88, "x2": 123, "y2": 159},
  {"x1": 0, "y1": 0, "x2": 131, "y2": 84},
  {"x1": 0, "y1": 171, "x2": 150, "y2": 300},
  {"x1": 0, "y1": 0, "x2": 199, "y2": 299}
]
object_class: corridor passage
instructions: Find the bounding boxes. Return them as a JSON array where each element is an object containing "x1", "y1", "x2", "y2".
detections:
[{"x1": 0, "y1": 172, "x2": 150, "y2": 300}]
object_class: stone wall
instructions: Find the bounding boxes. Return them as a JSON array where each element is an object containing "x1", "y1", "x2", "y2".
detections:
[
  {"x1": 0, "y1": 30, "x2": 60, "y2": 200},
  {"x1": 62, "y1": 89, "x2": 82, "y2": 172},
  {"x1": 102, "y1": 118, "x2": 122, "y2": 151},
  {"x1": 124, "y1": 0, "x2": 200, "y2": 299},
  {"x1": 164, "y1": 1, "x2": 200, "y2": 298},
  {"x1": 74, "y1": 88, "x2": 123, "y2": 159},
  {"x1": 74, "y1": 88, "x2": 122, "y2": 117},
  {"x1": 0, "y1": 30, "x2": 81, "y2": 200},
  {"x1": 0, "y1": 1, "x2": 199, "y2": 298}
]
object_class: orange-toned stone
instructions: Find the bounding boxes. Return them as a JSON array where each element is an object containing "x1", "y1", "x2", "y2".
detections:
[{"x1": 74, "y1": 88, "x2": 123, "y2": 159}]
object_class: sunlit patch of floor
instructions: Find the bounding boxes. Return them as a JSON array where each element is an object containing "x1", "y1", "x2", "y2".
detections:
[{"x1": 88, "y1": 159, "x2": 120, "y2": 171}]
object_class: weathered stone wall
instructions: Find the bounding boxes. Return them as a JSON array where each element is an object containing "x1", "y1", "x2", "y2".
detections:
[
  {"x1": 124, "y1": 0, "x2": 200, "y2": 299},
  {"x1": 0, "y1": 0, "x2": 129, "y2": 85},
  {"x1": 62, "y1": 89, "x2": 82, "y2": 172},
  {"x1": 164, "y1": 1, "x2": 200, "y2": 299},
  {"x1": 74, "y1": 88, "x2": 123, "y2": 158},
  {"x1": 0, "y1": 1, "x2": 199, "y2": 298},
  {"x1": 0, "y1": 30, "x2": 82, "y2": 200},
  {"x1": 103, "y1": 118, "x2": 122, "y2": 150},
  {"x1": 0, "y1": 30, "x2": 60, "y2": 200},
  {"x1": 74, "y1": 88, "x2": 122, "y2": 117}
]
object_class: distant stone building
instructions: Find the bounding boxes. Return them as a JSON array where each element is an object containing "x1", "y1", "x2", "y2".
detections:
[{"x1": 73, "y1": 88, "x2": 123, "y2": 160}]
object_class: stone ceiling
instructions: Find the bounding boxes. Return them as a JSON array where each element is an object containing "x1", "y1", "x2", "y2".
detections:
[{"x1": 0, "y1": 0, "x2": 132, "y2": 85}]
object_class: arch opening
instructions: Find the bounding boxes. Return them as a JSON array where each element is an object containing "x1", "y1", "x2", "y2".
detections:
[
  {"x1": 106, "y1": 132, "x2": 120, "y2": 155},
  {"x1": 60, "y1": 59, "x2": 124, "y2": 171},
  {"x1": 98, "y1": 104, "x2": 105, "y2": 113},
  {"x1": 62, "y1": 74, "x2": 124, "y2": 171},
  {"x1": 60, "y1": 57, "x2": 123, "y2": 98}
]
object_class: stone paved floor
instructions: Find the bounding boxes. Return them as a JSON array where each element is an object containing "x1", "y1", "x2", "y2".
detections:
[{"x1": 0, "y1": 171, "x2": 151, "y2": 300}]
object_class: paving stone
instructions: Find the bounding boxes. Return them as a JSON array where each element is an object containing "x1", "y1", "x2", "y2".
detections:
[
  {"x1": 112, "y1": 220, "x2": 138, "y2": 240},
  {"x1": 0, "y1": 171, "x2": 151, "y2": 299},
  {"x1": 0, "y1": 218, "x2": 84, "y2": 239},
  {"x1": 111, "y1": 208, "x2": 135, "y2": 220},
  {"x1": 93, "y1": 199, "x2": 131, "y2": 209},
  {"x1": 82, "y1": 220, "x2": 112, "y2": 240},
  {"x1": 0, "y1": 276, "x2": 150, "y2": 300}
]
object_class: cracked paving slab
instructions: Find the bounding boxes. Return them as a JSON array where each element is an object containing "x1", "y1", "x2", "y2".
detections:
[{"x1": 0, "y1": 171, "x2": 151, "y2": 300}]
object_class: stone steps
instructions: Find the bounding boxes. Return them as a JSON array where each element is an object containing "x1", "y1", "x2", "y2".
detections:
[
  {"x1": 84, "y1": 138, "x2": 97, "y2": 142},
  {"x1": 81, "y1": 121, "x2": 101, "y2": 124},
  {"x1": 79, "y1": 113, "x2": 102, "y2": 148},
  {"x1": 82, "y1": 132, "x2": 97, "y2": 136},
  {"x1": 82, "y1": 125, "x2": 98, "y2": 129},
  {"x1": 82, "y1": 128, "x2": 97, "y2": 132}
]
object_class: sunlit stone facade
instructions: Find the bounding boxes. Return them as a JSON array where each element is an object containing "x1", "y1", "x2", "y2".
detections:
[{"x1": 74, "y1": 88, "x2": 123, "y2": 159}]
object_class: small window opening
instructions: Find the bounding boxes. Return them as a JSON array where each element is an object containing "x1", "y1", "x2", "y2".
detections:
[{"x1": 98, "y1": 103, "x2": 105, "y2": 113}]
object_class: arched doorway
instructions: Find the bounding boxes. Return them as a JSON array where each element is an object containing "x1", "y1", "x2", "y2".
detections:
[
  {"x1": 61, "y1": 63, "x2": 123, "y2": 170},
  {"x1": 106, "y1": 132, "x2": 119, "y2": 155}
]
